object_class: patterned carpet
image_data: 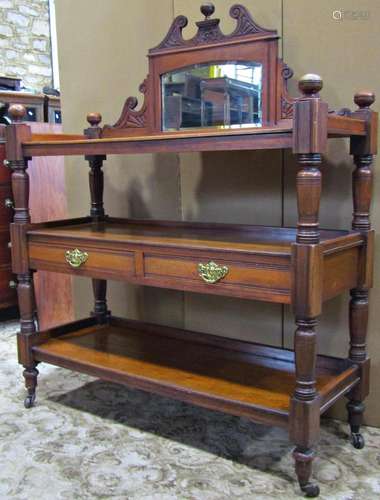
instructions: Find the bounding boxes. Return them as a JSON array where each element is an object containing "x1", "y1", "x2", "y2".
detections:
[{"x1": 1, "y1": 320, "x2": 380, "y2": 500}]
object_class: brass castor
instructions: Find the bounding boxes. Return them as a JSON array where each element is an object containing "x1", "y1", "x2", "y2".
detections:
[
  {"x1": 301, "y1": 482, "x2": 320, "y2": 498},
  {"x1": 24, "y1": 393, "x2": 36, "y2": 408},
  {"x1": 350, "y1": 432, "x2": 365, "y2": 449}
]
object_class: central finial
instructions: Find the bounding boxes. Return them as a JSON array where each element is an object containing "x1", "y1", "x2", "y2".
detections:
[{"x1": 201, "y1": 2, "x2": 215, "y2": 19}]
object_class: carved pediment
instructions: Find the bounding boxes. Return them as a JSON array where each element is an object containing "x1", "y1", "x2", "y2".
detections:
[{"x1": 150, "y1": 4, "x2": 277, "y2": 54}]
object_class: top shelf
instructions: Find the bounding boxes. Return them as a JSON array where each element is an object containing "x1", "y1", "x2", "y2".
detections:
[
  {"x1": 5, "y1": 2, "x2": 376, "y2": 161},
  {"x1": 22, "y1": 114, "x2": 366, "y2": 157}
]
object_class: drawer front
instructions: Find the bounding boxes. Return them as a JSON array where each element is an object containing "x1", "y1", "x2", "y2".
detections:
[
  {"x1": 0, "y1": 144, "x2": 11, "y2": 184},
  {"x1": 143, "y1": 252, "x2": 291, "y2": 303},
  {"x1": 0, "y1": 267, "x2": 17, "y2": 308},
  {"x1": 29, "y1": 241, "x2": 135, "y2": 280},
  {"x1": 0, "y1": 228, "x2": 11, "y2": 265},
  {"x1": 0, "y1": 185, "x2": 13, "y2": 225}
]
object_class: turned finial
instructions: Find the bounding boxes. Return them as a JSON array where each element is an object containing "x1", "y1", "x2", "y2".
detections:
[
  {"x1": 201, "y1": 3, "x2": 215, "y2": 19},
  {"x1": 86, "y1": 112, "x2": 102, "y2": 127},
  {"x1": 298, "y1": 74, "x2": 323, "y2": 97},
  {"x1": 354, "y1": 91, "x2": 375, "y2": 109},
  {"x1": 8, "y1": 103, "x2": 26, "y2": 123}
]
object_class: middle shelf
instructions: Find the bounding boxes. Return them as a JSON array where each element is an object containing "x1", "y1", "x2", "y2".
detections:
[{"x1": 26, "y1": 217, "x2": 364, "y2": 304}]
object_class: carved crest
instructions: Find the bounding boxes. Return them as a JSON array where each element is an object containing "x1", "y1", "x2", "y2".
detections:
[{"x1": 150, "y1": 4, "x2": 277, "y2": 53}]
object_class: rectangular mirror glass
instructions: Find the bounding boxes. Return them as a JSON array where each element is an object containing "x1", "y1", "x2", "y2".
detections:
[{"x1": 162, "y1": 61, "x2": 262, "y2": 131}]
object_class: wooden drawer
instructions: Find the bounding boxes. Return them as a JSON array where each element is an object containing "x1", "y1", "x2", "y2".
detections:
[
  {"x1": 0, "y1": 165, "x2": 10, "y2": 184},
  {"x1": 0, "y1": 228, "x2": 11, "y2": 265},
  {"x1": 29, "y1": 241, "x2": 136, "y2": 280},
  {"x1": 0, "y1": 267, "x2": 16, "y2": 309},
  {"x1": 0, "y1": 145, "x2": 11, "y2": 184},
  {"x1": 143, "y1": 251, "x2": 291, "y2": 303},
  {"x1": 0, "y1": 184, "x2": 13, "y2": 225}
]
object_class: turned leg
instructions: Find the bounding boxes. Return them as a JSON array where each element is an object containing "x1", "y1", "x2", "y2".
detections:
[
  {"x1": 84, "y1": 116, "x2": 110, "y2": 323},
  {"x1": 293, "y1": 449, "x2": 319, "y2": 498},
  {"x1": 291, "y1": 318, "x2": 320, "y2": 498},
  {"x1": 291, "y1": 152, "x2": 322, "y2": 496},
  {"x1": 91, "y1": 278, "x2": 110, "y2": 323},
  {"x1": 347, "y1": 400, "x2": 365, "y2": 449},
  {"x1": 346, "y1": 288, "x2": 369, "y2": 449},
  {"x1": 6, "y1": 109, "x2": 40, "y2": 410},
  {"x1": 17, "y1": 272, "x2": 39, "y2": 408},
  {"x1": 23, "y1": 366, "x2": 39, "y2": 408},
  {"x1": 86, "y1": 149, "x2": 110, "y2": 322},
  {"x1": 346, "y1": 134, "x2": 375, "y2": 448}
]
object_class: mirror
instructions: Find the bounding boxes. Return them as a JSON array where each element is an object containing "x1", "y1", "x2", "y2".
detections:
[{"x1": 162, "y1": 61, "x2": 262, "y2": 131}]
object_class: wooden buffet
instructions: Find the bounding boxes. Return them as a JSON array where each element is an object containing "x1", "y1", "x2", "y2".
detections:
[{"x1": 5, "y1": 4, "x2": 377, "y2": 497}]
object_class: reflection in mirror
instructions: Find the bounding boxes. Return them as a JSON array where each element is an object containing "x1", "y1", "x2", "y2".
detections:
[{"x1": 162, "y1": 61, "x2": 262, "y2": 131}]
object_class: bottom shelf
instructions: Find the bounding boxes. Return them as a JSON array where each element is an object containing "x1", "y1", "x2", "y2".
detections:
[{"x1": 30, "y1": 316, "x2": 360, "y2": 428}]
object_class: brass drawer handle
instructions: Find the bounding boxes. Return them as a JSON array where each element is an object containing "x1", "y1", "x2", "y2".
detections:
[
  {"x1": 198, "y1": 261, "x2": 229, "y2": 284},
  {"x1": 65, "y1": 248, "x2": 88, "y2": 268},
  {"x1": 4, "y1": 198, "x2": 14, "y2": 209}
]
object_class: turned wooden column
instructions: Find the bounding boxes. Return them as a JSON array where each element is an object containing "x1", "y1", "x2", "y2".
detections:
[
  {"x1": 296, "y1": 153, "x2": 322, "y2": 244},
  {"x1": 347, "y1": 90, "x2": 377, "y2": 449},
  {"x1": 5, "y1": 104, "x2": 38, "y2": 408},
  {"x1": 84, "y1": 113, "x2": 110, "y2": 322},
  {"x1": 290, "y1": 74, "x2": 328, "y2": 498}
]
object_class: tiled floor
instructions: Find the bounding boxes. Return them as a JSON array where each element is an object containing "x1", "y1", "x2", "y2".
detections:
[{"x1": 1, "y1": 320, "x2": 380, "y2": 500}]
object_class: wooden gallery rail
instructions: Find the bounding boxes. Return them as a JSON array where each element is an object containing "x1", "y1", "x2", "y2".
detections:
[{"x1": 4, "y1": 3, "x2": 378, "y2": 497}]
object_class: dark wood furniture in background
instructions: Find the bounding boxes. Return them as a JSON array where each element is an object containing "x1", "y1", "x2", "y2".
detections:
[
  {"x1": 200, "y1": 77, "x2": 260, "y2": 126},
  {"x1": 45, "y1": 96, "x2": 62, "y2": 124},
  {"x1": 5, "y1": 4, "x2": 377, "y2": 497},
  {"x1": 1, "y1": 85, "x2": 68, "y2": 322},
  {"x1": 0, "y1": 76, "x2": 21, "y2": 91},
  {"x1": 0, "y1": 125, "x2": 17, "y2": 310},
  {"x1": 0, "y1": 91, "x2": 61, "y2": 124},
  {"x1": 27, "y1": 123, "x2": 74, "y2": 330},
  {"x1": 0, "y1": 121, "x2": 73, "y2": 325},
  {"x1": 0, "y1": 91, "x2": 45, "y2": 122},
  {"x1": 163, "y1": 74, "x2": 203, "y2": 129}
]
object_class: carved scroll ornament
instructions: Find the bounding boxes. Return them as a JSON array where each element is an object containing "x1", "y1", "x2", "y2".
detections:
[
  {"x1": 104, "y1": 78, "x2": 149, "y2": 130},
  {"x1": 280, "y1": 62, "x2": 295, "y2": 119}
]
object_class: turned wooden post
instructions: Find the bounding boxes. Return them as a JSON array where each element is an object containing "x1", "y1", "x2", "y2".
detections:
[
  {"x1": 296, "y1": 153, "x2": 322, "y2": 244},
  {"x1": 5, "y1": 104, "x2": 38, "y2": 408},
  {"x1": 347, "y1": 90, "x2": 377, "y2": 449},
  {"x1": 290, "y1": 74, "x2": 328, "y2": 498},
  {"x1": 84, "y1": 113, "x2": 110, "y2": 322}
]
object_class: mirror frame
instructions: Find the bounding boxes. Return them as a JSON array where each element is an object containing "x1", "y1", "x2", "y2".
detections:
[{"x1": 102, "y1": 4, "x2": 294, "y2": 138}]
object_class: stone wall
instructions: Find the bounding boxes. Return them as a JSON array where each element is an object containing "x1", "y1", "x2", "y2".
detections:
[{"x1": 0, "y1": 0, "x2": 52, "y2": 92}]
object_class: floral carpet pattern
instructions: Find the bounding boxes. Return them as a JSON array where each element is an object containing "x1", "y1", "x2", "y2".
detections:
[{"x1": 1, "y1": 320, "x2": 380, "y2": 500}]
